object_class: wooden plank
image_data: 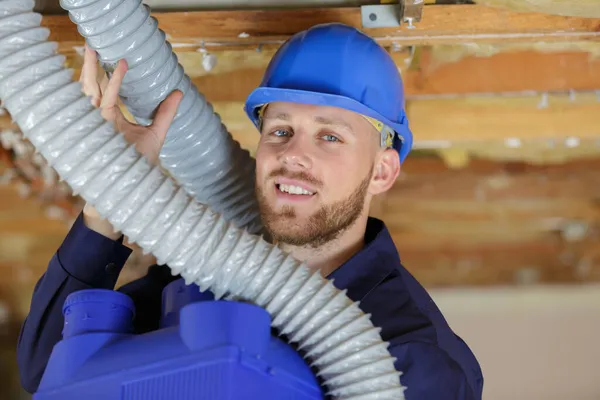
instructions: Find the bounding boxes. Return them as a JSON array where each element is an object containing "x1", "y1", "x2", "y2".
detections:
[
  {"x1": 384, "y1": 199, "x2": 600, "y2": 230},
  {"x1": 382, "y1": 198, "x2": 599, "y2": 246},
  {"x1": 377, "y1": 157, "x2": 600, "y2": 283},
  {"x1": 397, "y1": 238, "x2": 599, "y2": 287},
  {"x1": 185, "y1": 48, "x2": 600, "y2": 101},
  {"x1": 405, "y1": 48, "x2": 600, "y2": 96},
  {"x1": 400, "y1": 156, "x2": 600, "y2": 175},
  {"x1": 206, "y1": 94, "x2": 600, "y2": 148},
  {"x1": 388, "y1": 158, "x2": 600, "y2": 234},
  {"x1": 392, "y1": 162, "x2": 600, "y2": 202},
  {"x1": 476, "y1": 0, "x2": 600, "y2": 19},
  {"x1": 60, "y1": 42, "x2": 600, "y2": 102},
  {"x1": 0, "y1": 191, "x2": 71, "y2": 236},
  {"x1": 386, "y1": 156, "x2": 600, "y2": 286},
  {"x1": 0, "y1": 115, "x2": 17, "y2": 131},
  {"x1": 42, "y1": 5, "x2": 600, "y2": 53},
  {"x1": 3, "y1": 92, "x2": 600, "y2": 149},
  {"x1": 406, "y1": 92, "x2": 600, "y2": 142}
]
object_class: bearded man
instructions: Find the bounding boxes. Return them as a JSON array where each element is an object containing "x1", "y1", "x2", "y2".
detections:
[{"x1": 17, "y1": 24, "x2": 483, "y2": 399}]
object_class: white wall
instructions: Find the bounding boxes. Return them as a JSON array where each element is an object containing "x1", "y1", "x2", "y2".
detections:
[{"x1": 430, "y1": 284, "x2": 600, "y2": 400}]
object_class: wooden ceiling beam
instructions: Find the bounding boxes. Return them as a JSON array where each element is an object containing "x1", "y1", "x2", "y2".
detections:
[
  {"x1": 4, "y1": 92, "x2": 600, "y2": 146},
  {"x1": 399, "y1": 155, "x2": 600, "y2": 175},
  {"x1": 383, "y1": 157, "x2": 600, "y2": 239},
  {"x1": 385, "y1": 155, "x2": 600, "y2": 287},
  {"x1": 397, "y1": 238, "x2": 600, "y2": 287},
  {"x1": 0, "y1": 112, "x2": 17, "y2": 131},
  {"x1": 405, "y1": 48, "x2": 600, "y2": 97},
  {"x1": 55, "y1": 48, "x2": 600, "y2": 102},
  {"x1": 406, "y1": 92, "x2": 600, "y2": 143},
  {"x1": 42, "y1": 4, "x2": 600, "y2": 54},
  {"x1": 207, "y1": 93, "x2": 600, "y2": 150},
  {"x1": 185, "y1": 48, "x2": 600, "y2": 102}
]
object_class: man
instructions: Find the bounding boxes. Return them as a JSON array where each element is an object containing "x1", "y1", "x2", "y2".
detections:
[{"x1": 17, "y1": 23, "x2": 483, "y2": 398}]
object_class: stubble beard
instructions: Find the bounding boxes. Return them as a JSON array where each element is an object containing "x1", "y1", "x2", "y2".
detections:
[{"x1": 256, "y1": 167, "x2": 373, "y2": 249}]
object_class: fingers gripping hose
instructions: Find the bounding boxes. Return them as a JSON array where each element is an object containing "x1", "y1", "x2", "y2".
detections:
[
  {"x1": 0, "y1": 1, "x2": 406, "y2": 398},
  {"x1": 59, "y1": 0, "x2": 262, "y2": 235}
]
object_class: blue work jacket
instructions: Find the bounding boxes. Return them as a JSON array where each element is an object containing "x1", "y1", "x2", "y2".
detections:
[{"x1": 17, "y1": 213, "x2": 483, "y2": 399}]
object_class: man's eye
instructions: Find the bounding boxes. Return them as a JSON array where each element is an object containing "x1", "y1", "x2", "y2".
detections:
[
  {"x1": 271, "y1": 129, "x2": 291, "y2": 137},
  {"x1": 322, "y1": 134, "x2": 340, "y2": 142}
]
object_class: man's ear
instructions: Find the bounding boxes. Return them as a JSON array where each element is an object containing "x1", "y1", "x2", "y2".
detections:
[{"x1": 370, "y1": 148, "x2": 401, "y2": 195}]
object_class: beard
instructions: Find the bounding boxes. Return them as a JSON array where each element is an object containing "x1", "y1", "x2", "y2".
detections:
[{"x1": 256, "y1": 166, "x2": 373, "y2": 248}]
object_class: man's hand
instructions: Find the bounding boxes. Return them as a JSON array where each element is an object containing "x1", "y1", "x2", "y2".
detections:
[
  {"x1": 79, "y1": 45, "x2": 183, "y2": 165},
  {"x1": 79, "y1": 45, "x2": 183, "y2": 239}
]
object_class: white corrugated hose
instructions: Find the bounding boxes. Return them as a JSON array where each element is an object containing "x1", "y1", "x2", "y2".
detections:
[
  {"x1": 60, "y1": 0, "x2": 262, "y2": 234},
  {"x1": 0, "y1": 1, "x2": 406, "y2": 398}
]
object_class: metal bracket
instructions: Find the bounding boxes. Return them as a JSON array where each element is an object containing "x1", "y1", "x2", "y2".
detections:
[
  {"x1": 361, "y1": 1, "x2": 424, "y2": 29},
  {"x1": 400, "y1": 0, "x2": 424, "y2": 27}
]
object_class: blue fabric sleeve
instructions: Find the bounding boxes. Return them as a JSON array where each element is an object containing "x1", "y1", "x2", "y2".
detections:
[
  {"x1": 390, "y1": 341, "x2": 480, "y2": 400},
  {"x1": 17, "y1": 212, "x2": 132, "y2": 394}
]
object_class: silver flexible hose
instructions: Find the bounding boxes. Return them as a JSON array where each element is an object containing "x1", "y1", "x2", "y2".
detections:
[
  {"x1": 0, "y1": 1, "x2": 406, "y2": 398},
  {"x1": 59, "y1": 0, "x2": 262, "y2": 234}
]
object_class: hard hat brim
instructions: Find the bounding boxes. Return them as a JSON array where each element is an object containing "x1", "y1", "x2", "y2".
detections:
[{"x1": 244, "y1": 87, "x2": 413, "y2": 163}]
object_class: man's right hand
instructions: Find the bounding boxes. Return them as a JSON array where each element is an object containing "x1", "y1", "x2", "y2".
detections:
[{"x1": 79, "y1": 45, "x2": 183, "y2": 240}]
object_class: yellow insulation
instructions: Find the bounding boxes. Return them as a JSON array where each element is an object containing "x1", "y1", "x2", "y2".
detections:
[
  {"x1": 429, "y1": 42, "x2": 600, "y2": 68},
  {"x1": 476, "y1": 0, "x2": 600, "y2": 18}
]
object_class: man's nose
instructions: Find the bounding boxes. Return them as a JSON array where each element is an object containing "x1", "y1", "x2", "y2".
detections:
[{"x1": 279, "y1": 138, "x2": 312, "y2": 170}]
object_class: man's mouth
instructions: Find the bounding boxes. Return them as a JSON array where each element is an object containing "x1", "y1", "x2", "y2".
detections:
[{"x1": 276, "y1": 183, "x2": 315, "y2": 196}]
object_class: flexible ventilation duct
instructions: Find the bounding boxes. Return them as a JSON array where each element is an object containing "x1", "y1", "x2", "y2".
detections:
[
  {"x1": 0, "y1": 1, "x2": 406, "y2": 398},
  {"x1": 59, "y1": 0, "x2": 262, "y2": 234}
]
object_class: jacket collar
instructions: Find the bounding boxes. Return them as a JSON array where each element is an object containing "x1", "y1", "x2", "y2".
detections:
[{"x1": 326, "y1": 217, "x2": 400, "y2": 301}]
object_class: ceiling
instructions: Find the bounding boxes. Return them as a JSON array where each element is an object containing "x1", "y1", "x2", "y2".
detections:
[
  {"x1": 35, "y1": 0, "x2": 375, "y2": 13},
  {"x1": 0, "y1": 0, "x2": 591, "y2": 290},
  {"x1": 35, "y1": 0, "x2": 483, "y2": 13}
]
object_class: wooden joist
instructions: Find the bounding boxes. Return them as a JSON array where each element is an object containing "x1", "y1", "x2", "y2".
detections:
[
  {"x1": 3, "y1": 91, "x2": 599, "y2": 147},
  {"x1": 0, "y1": 115, "x2": 16, "y2": 131},
  {"x1": 42, "y1": 4, "x2": 600, "y2": 53},
  {"x1": 398, "y1": 238, "x2": 599, "y2": 287},
  {"x1": 207, "y1": 92, "x2": 600, "y2": 150},
  {"x1": 386, "y1": 156, "x2": 600, "y2": 235},
  {"x1": 184, "y1": 48, "x2": 600, "y2": 102},
  {"x1": 384, "y1": 156, "x2": 600, "y2": 286},
  {"x1": 56, "y1": 47, "x2": 600, "y2": 101},
  {"x1": 405, "y1": 48, "x2": 600, "y2": 97},
  {"x1": 406, "y1": 92, "x2": 600, "y2": 143}
]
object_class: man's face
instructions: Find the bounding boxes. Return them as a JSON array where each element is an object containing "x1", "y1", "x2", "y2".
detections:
[{"x1": 255, "y1": 102, "x2": 381, "y2": 248}]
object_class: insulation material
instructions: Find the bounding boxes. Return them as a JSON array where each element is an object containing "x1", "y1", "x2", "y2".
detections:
[
  {"x1": 176, "y1": 48, "x2": 279, "y2": 77},
  {"x1": 0, "y1": 128, "x2": 83, "y2": 221},
  {"x1": 455, "y1": 138, "x2": 600, "y2": 165},
  {"x1": 429, "y1": 42, "x2": 600, "y2": 68},
  {"x1": 476, "y1": 0, "x2": 600, "y2": 18},
  {"x1": 0, "y1": 126, "x2": 159, "y2": 280}
]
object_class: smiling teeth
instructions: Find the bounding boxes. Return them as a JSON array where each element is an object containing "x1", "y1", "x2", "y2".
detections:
[{"x1": 279, "y1": 184, "x2": 314, "y2": 195}]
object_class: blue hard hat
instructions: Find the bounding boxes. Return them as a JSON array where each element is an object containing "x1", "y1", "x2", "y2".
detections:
[{"x1": 244, "y1": 23, "x2": 413, "y2": 162}]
